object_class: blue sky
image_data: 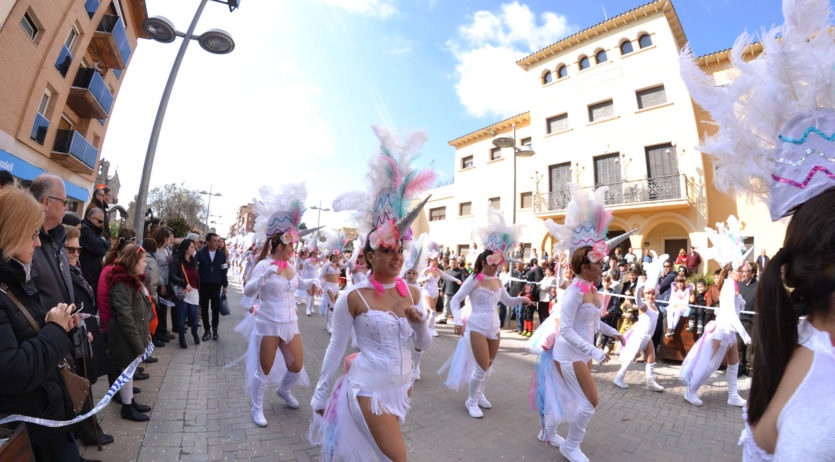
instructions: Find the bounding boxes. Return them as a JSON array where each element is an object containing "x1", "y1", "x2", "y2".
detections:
[{"x1": 102, "y1": 0, "x2": 785, "y2": 232}]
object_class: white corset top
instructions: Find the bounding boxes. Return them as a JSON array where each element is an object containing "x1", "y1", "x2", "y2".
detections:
[
  {"x1": 353, "y1": 309, "x2": 414, "y2": 376},
  {"x1": 469, "y1": 286, "x2": 501, "y2": 315},
  {"x1": 245, "y1": 259, "x2": 318, "y2": 324}
]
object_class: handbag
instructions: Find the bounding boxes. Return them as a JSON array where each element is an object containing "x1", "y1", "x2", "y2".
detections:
[
  {"x1": 219, "y1": 293, "x2": 230, "y2": 316},
  {"x1": 1, "y1": 283, "x2": 90, "y2": 415}
]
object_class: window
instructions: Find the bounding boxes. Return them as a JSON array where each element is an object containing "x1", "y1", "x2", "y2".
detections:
[
  {"x1": 620, "y1": 40, "x2": 633, "y2": 55},
  {"x1": 64, "y1": 25, "x2": 79, "y2": 52},
  {"x1": 37, "y1": 91, "x2": 50, "y2": 115},
  {"x1": 542, "y1": 71, "x2": 553, "y2": 84},
  {"x1": 20, "y1": 12, "x2": 38, "y2": 41},
  {"x1": 557, "y1": 65, "x2": 567, "y2": 78},
  {"x1": 546, "y1": 113, "x2": 568, "y2": 134},
  {"x1": 459, "y1": 202, "x2": 472, "y2": 216},
  {"x1": 636, "y1": 85, "x2": 667, "y2": 109},
  {"x1": 595, "y1": 49, "x2": 607, "y2": 64},
  {"x1": 521, "y1": 243, "x2": 532, "y2": 259},
  {"x1": 639, "y1": 33, "x2": 652, "y2": 49},
  {"x1": 429, "y1": 206, "x2": 446, "y2": 222},
  {"x1": 578, "y1": 55, "x2": 590, "y2": 70},
  {"x1": 457, "y1": 245, "x2": 470, "y2": 258},
  {"x1": 461, "y1": 155, "x2": 473, "y2": 169},
  {"x1": 488, "y1": 197, "x2": 501, "y2": 210},
  {"x1": 520, "y1": 192, "x2": 532, "y2": 209},
  {"x1": 520, "y1": 137, "x2": 531, "y2": 146},
  {"x1": 588, "y1": 99, "x2": 614, "y2": 122},
  {"x1": 489, "y1": 146, "x2": 502, "y2": 161}
]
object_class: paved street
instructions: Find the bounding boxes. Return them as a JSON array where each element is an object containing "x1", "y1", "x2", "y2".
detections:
[{"x1": 82, "y1": 276, "x2": 747, "y2": 461}]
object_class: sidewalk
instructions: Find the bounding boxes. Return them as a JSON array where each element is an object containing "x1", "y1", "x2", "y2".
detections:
[{"x1": 82, "y1": 277, "x2": 746, "y2": 461}]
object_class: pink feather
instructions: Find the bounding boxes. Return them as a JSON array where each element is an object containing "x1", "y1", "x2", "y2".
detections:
[
  {"x1": 594, "y1": 206, "x2": 612, "y2": 237},
  {"x1": 402, "y1": 170, "x2": 435, "y2": 198},
  {"x1": 380, "y1": 154, "x2": 402, "y2": 189}
]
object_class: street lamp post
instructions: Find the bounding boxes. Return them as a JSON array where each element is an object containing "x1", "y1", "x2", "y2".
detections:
[
  {"x1": 310, "y1": 200, "x2": 330, "y2": 239},
  {"x1": 132, "y1": 0, "x2": 238, "y2": 234},
  {"x1": 492, "y1": 123, "x2": 535, "y2": 225},
  {"x1": 200, "y1": 185, "x2": 222, "y2": 232}
]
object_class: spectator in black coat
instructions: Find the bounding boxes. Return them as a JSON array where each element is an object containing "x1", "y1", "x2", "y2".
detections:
[
  {"x1": 522, "y1": 259, "x2": 544, "y2": 335},
  {"x1": 509, "y1": 262, "x2": 527, "y2": 334},
  {"x1": 195, "y1": 233, "x2": 228, "y2": 341},
  {"x1": 653, "y1": 259, "x2": 676, "y2": 348},
  {"x1": 736, "y1": 262, "x2": 758, "y2": 376},
  {"x1": 437, "y1": 258, "x2": 466, "y2": 324},
  {"x1": 79, "y1": 207, "x2": 110, "y2": 294}
]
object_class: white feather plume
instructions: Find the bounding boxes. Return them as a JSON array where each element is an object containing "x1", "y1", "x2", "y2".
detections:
[
  {"x1": 546, "y1": 184, "x2": 612, "y2": 255},
  {"x1": 252, "y1": 183, "x2": 307, "y2": 239},
  {"x1": 471, "y1": 207, "x2": 521, "y2": 256}
]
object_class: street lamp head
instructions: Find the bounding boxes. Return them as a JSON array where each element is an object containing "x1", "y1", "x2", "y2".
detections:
[
  {"x1": 516, "y1": 145, "x2": 536, "y2": 157},
  {"x1": 144, "y1": 16, "x2": 177, "y2": 43},
  {"x1": 492, "y1": 136, "x2": 515, "y2": 149},
  {"x1": 199, "y1": 29, "x2": 235, "y2": 54}
]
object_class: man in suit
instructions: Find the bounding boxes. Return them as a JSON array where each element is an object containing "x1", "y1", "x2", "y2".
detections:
[
  {"x1": 756, "y1": 249, "x2": 770, "y2": 273},
  {"x1": 196, "y1": 233, "x2": 228, "y2": 341}
]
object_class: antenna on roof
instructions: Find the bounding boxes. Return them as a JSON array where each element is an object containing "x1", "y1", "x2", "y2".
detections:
[{"x1": 602, "y1": 2, "x2": 608, "y2": 20}]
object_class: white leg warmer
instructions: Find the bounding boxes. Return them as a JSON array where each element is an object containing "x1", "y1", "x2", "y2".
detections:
[
  {"x1": 411, "y1": 349, "x2": 423, "y2": 379},
  {"x1": 477, "y1": 366, "x2": 493, "y2": 408},
  {"x1": 276, "y1": 371, "x2": 301, "y2": 409},
  {"x1": 251, "y1": 370, "x2": 268, "y2": 427},
  {"x1": 646, "y1": 363, "x2": 664, "y2": 392},
  {"x1": 466, "y1": 366, "x2": 487, "y2": 418},
  {"x1": 560, "y1": 396, "x2": 593, "y2": 462},
  {"x1": 726, "y1": 363, "x2": 746, "y2": 407}
]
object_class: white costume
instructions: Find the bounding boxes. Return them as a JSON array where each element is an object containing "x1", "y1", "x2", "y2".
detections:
[
  {"x1": 320, "y1": 262, "x2": 341, "y2": 332},
  {"x1": 299, "y1": 256, "x2": 320, "y2": 315},
  {"x1": 739, "y1": 319, "x2": 835, "y2": 460}
]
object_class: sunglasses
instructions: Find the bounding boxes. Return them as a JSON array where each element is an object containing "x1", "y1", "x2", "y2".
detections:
[
  {"x1": 47, "y1": 196, "x2": 68, "y2": 206},
  {"x1": 198, "y1": 241, "x2": 206, "y2": 245},
  {"x1": 90, "y1": 217, "x2": 103, "y2": 225},
  {"x1": 64, "y1": 245, "x2": 82, "y2": 254}
]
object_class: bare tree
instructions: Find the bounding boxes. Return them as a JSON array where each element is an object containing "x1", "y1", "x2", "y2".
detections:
[{"x1": 147, "y1": 183, "x2": 207, "y2": 230}]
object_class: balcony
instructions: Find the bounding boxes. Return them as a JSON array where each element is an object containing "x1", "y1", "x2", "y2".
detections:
[
  {"x1": 68, "y1": 68, "x2": 113, "y2": 119},
  {"x1": 534, "y1": 174, "x2": 691, "y2": 215},
  {"x1": 29, "y1": 113, "x2": 49, "y2": 145},
  {"x1": 55, "y1": 45, "x2": 73, "y2": 77},
  {"x1": 90, "y1": 15, "x2": 132, "y2": 69},
  {"x1": 84, "y1": 0, "x2": 99, "y2": 19},
  {"x1": 51, "y1": 129, "x2": 98, "y2": 172}
]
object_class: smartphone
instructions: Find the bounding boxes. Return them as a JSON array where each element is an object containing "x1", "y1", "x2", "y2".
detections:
[{"x1": 70, "y1": 303, "x2": 83, "y2": 316}]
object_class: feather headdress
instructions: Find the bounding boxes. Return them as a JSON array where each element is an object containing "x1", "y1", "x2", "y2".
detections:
[
  {"x1": 471, "y1": 208, "x2": 521, "y2": 266},
  {"x1": 679, "y1": 0, "x2": 835, "y2": 220},
  {"x1": 702, "y1": 215, "x2": 753, "y2": 269},
  {"x1": 321, "y1": 229, "x2": 349, "y2": 257},
  {"x1": 253, "y1": 183, "x2": 320, "y2": 245},
  {"x1": 401, "y1": 233, "x2": 429, "y2": 277},
  {"x1": 332, "y1": 125, "x2": 435, "y2": 248}
]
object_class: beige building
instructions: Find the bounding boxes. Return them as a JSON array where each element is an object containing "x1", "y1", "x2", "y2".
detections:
[
  {"x1": 415, "y1": 0, "x2": 786, "y2": 271},
  {"x1": 0, "y1": 0, "x2": 147, "y2": 212}
]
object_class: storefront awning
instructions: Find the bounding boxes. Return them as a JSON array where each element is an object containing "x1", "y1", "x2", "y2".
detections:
[{"x1": 0, "y1": 149, "x2": 89, "y2": 202}]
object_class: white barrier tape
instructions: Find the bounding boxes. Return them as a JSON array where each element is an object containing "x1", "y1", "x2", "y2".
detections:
[{"x1": 0, "y1": 342, "x2": 155, "y2": 428}]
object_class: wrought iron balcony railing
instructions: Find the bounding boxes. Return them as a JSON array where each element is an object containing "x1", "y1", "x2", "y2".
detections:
[{"x1": 533, "y1": 174, "x2": 689, "y2": 214}]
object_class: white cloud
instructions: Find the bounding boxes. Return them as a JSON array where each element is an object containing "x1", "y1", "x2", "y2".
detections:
[
  {"x1": 322, "y1": 0, "x2": 398, "y2": 19},
  {"x1": 448, "y1": 2, "x2": 576, "y2": 118},
  {"x1": 387, "y1": 35, "x2": 414, "y2": 55}
]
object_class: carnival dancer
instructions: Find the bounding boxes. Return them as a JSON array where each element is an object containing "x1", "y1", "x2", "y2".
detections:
[
  {"x1": 678, "y1": 217, "x2": 751, "y2": 407},
  {"x1": 310, "y1": 125, "x2": 435, "y2": 462},
  {"x1": 613, "y1": 255, "x2": 666, "y2": 392},
  {"x1": 235, "y1": 183, "x2": 322, "y2": 428},
  {"x1": 320, "y1": 230, "x2": 349, "y2": 334},
  {"x1": 402, "y1": 234, "x2": 430, "y2": 380},
  {"x1": 533, "y1": 185, "x2": 626, "y2": 462},
  {"x1": 300, "y1": 238, "x2": 321, "y2": 316},
  {"x1": 418, "y1": 244, "x2": 461, "y2": 337},
  {"x1": 681, "y1": 2, "x2": 835, "y2": 456},
  {"x1": 347, "y1": 237, "x2": 370, "y2": 286},
  {"x1": 665, "y1": 275, "x2": 694, "y2": 338},
  {"x1": 438, "y1": 208, "x2": 534, "y2": 419}
]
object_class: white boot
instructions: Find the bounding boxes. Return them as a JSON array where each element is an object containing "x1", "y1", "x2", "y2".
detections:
[
  {"x1": 429, "y1": 313, "x2": 439, "y2": 337},
  {"x1": 477, "y1": 366, "x2": 493, "y2": 409},
  {"x1": 645, "y1": 363, "x2": 664, "y2": 392},
  {"x1": 411, "y1": 349, "x2": 423, "y2": 381},
  {"x1": 536, "y1": 419, "x2": 564, "y2": 447},
  {"x1": 684, "y1": 385, "x2": 703, "y2": 407},
  {"x1": 559, "y1": 398, "x2": 592, "y2": 462},
  {"x1": 613, "y1": 371, "x2": 629, "y2": 389},
  {"x1": 726, "y1": 363, "x2": 746, "y2": 407},
  {"x1": 466, "y1": 366, "x2": 486, "y2": 418},
  {"x1": 251, "y1": 370, "x2": 268, "y2": 427},
  {"x1": 276, "y1": 371, "x2": 301, "y2": 409}
]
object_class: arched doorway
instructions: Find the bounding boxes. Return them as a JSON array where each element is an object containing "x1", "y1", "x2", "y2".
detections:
[{"x1": 642, "y1": 221, "x2": 691, "y2": 260}]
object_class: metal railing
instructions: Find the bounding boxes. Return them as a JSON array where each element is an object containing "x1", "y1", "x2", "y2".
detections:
[
  {"x1": 54, "y1": 45, "x2": 73, "y2": 77},
  {"x1": 52, "y1": 129, "x2": 98, "y2": 169},
  {"x1": 533, "y1": 174, "x2": 688, "y2": 213},
  {"x1": 97, "y1": 15, "x2": 132, "y2": 65},
  {"x1": 30, "y1": 113, "x2": 49, "y2": 145},
  {"x1": 72, "y1": 68, "x2": 114, "y2": 115}
]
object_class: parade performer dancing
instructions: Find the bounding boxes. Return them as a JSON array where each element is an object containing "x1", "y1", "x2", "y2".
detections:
[
  {"x1": 680, "y1": 1, "x2": 835, "y2": 456},
  {"x1": 613, "y1": 255, "x2": 666, "y2": 392},
  {"x1": 678, "y1": 217, "x2": 751, "y2": 408},
  {"x1": 347, "y1": 236, "x2": 369, "y2": 286},
  {"x1": 418, "y1": 244, "x2": 461, "y2": 336},
  {"x1": 438, "y1": 208, "x2": 534, "y2": 419},
  {"x1": 402, "y1": 234, "x2": 431, "y2": 380},
  {"x1": 535, "y1": 184, "x2": 625, "y2": 462},
  {"x1": 320, "y1": 230, "x2": 348, "y2": 334},
  {"x1": 236, "y1": 183, "x2": 322, "y2": 427},
  {"x1": 309, "y1": 125, "x2": 435, "y2": 462},
  {"x1": 299, "y1": 237, "x2": 321, "y2": 316}
]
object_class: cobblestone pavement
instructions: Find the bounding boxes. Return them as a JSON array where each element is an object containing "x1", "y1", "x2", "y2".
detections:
[{"x1": 82, "y1": 276, "x2": 747, "y2": 461}]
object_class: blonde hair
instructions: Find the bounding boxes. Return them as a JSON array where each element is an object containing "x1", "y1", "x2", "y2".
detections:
[
  {"x1": 63, "y1": 225, "x2": 80, "y2": 241},
  {"x1": 0, "y1": 186, "x2": 44, "y2": 261},
  {"x1": 114, "y1": 244, "x2": 146, "y2": 275}
]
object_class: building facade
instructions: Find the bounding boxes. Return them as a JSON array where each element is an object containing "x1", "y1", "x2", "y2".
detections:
[
  {"x1": 415, "y1": 0, "x2": 786, "y2": 270},
  {"x1": 0, "y1": 0, "x2": 146, "y2": 212},
  {"x1": 231, "y1": 202, "x2": 255, "y2": 236}
]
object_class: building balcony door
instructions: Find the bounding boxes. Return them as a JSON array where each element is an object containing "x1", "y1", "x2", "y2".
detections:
[
  {"x1": 594, "y1": 153, "x2": 622, "y2": 204},
  {"x1": 645, "y1": 143, "x2": 681, "y2": 200}
]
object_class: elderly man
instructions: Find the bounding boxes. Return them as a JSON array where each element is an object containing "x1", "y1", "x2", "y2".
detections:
[
  {"x1": 736, "y1": 262, "x2": 758, "y2": 376},
  {"x1": 79, "y1": 207, "x2": 110, "y2": 292},
  {"x1": 29, "y1": 174, "x2": 74, "y2": 310}
]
